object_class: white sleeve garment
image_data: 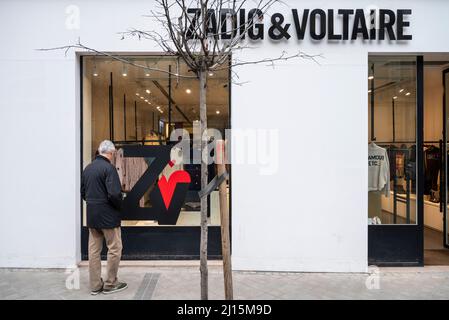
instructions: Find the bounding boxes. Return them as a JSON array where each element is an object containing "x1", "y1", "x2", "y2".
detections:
[{"x1": 368, "y1": 144, "x2": 390, "y2": 197}]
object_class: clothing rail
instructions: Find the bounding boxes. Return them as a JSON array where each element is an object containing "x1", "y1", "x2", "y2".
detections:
[
  {"x1": 113, "y1": 139, "x2": 168, "y2": 146},
  {"x1": 370, "y1": 140, "x2": 442, "y2": 144}
]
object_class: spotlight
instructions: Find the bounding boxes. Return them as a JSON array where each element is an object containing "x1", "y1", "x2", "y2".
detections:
[
  {"x1": 186, "y1": 89, "x2": 191, "y2": 94},
  {"x1": 122, "y1": 64, "x2": 128, "y2": 77}
]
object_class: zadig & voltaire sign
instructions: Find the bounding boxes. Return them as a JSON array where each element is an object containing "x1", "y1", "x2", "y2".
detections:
[{"x1": 186, "y1": 8, "x2": 412, "y2": 41}]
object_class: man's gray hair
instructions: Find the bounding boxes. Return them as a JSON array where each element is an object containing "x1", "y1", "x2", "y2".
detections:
[{"x1": 98, "y1": 140, "x2": 116, "y2": 155}]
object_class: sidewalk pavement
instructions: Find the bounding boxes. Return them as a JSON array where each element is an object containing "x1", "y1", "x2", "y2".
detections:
[{"x1": 1, "y1": 262, "x2": 449, "y2": 300}]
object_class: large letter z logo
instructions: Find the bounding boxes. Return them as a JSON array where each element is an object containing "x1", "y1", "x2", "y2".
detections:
[{"x1": 120, "y1": 145, "x2": 191, "y2": 225}]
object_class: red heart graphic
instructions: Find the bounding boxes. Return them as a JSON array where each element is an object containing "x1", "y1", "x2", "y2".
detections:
[{"x1": 158, "y1": 170, "x2": 191, "y2": 210}]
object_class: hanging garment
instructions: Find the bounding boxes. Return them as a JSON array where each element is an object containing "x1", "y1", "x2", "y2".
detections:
[
  {"x1": 113, "y1": 148, "x2": 148, "y2": 207},
  {"x1": 408, "y1": 144, "x2": 417, "y2": 193},
  {"x1": 424, "y1": 146, "x2": 441, "y2": 195},
  {"x1": 368, "y1": 143, "x2": 390, "y2": 196}
]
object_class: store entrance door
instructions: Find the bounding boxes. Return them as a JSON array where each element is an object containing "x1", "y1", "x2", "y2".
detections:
[
  {"x1": 368, "y1": 55, "x2": 424, "y2": 266},
  {"x1": 442, "y1": 68, "x2": 449, "y2": 249}
]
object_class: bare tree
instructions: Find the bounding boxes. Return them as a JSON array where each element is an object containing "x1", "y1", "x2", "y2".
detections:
[{"x1": 40, "y1": 0, "x2": 318, "y2": 300}]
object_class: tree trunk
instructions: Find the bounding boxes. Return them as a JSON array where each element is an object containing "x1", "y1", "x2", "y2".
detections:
[{"x1": 199, "y1": 69, "x2": 208, "y2": 300}]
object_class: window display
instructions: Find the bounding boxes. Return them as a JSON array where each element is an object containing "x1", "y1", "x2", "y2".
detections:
[{"x1": 82, "y1": 55, "x2": 230, "y2": 227}]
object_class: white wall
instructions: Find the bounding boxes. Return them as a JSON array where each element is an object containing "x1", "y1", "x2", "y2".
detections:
[{"x1": 1, "y1": 0, "x2": 449, "y2": 271}]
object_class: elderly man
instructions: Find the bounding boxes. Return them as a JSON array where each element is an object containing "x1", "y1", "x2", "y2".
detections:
[{"x1": 81, "y1": 140, "x2": 127, "y2": 295}]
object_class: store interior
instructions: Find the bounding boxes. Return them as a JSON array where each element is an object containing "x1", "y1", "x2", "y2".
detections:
[
  {"x1": 82, "y1": 55, "x2": 230, "y2": 227},
  {"x1": 368, "y1": 54, "x2": 449, "y2": 265}
]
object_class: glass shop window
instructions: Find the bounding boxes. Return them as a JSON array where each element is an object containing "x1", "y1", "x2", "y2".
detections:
[
  {"x1": 82, "y1": 55, "x2": 230, "y2": 227},
  {"x1": 368, "y1": 56, "x2": 417, "y2": 225}
]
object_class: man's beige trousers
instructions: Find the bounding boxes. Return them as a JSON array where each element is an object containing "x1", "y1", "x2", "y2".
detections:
[{"x1": 88, "y1": 227, "x2": 122, "y2": 291}]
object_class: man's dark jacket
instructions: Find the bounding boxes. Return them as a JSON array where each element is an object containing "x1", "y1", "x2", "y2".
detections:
[{"x1": 81, "y1": 155, "x2": 122, "y2": 228}]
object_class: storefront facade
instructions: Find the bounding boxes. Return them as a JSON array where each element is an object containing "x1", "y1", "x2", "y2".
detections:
[{"x1": 2, "y1": 0, "x2": 449, "y2": 272}]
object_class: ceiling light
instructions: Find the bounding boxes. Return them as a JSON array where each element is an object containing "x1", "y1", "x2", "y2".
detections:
[
  {"x1": 146, "y1": 89, "x2": 151, "y2": 94},
  {"x1": 122, "y1": 64, "x2": 128, "y2": 77},
  {"x1": 399, "y1": 88, "x2": 404, "y2": 93},
  {"x1": 209, "y1": 72, "x2": 214, "y2": 76},
  {"x1": 135, "y1": 93, "x2": 140, "y2": 96},
  {"x1": 393, "y1": 96, "x2": 398, "y2": 99},
  {"x1": 186, "y1": 89, "x2": 191, "y2": 94},
  {"x1": 93, "y1": 65, "x2": 99, "y2": 77},
  {"x1": 406, "y1": 92, "x2": 411, "y2": 96},
  {"x1": 144, "y1": 99, "x2": 148, "y2": 102},
  {"x1": 368, "y1": 89, "x2": 372, "y2": 93},
  {"x1": 145, "y1": 69, "x2": 150, "y2": 77},
  {"x1": 140, "y1": 96, "x2": 144, "y2": 100},
  {"x1": 368, "y1": 75, "x2": 374, "y2": 80},
  {"x1": 216, "y1": 110, "x2": 220, "y2": 114}
]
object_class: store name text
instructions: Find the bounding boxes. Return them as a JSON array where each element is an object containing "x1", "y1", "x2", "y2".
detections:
[{"x1": 186, "y1": 8, "x2": 412, "y2": 41}]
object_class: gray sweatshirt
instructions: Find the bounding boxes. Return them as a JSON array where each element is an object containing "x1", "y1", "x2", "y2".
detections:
[{"x1": 368, "y1": 143, "x2": 390, "y2": 196}]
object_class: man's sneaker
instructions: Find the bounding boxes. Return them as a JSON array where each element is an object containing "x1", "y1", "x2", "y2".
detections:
[
  {"x1": 90, "y1": 287, "x2": 103, "y2": 295},
  {"x1": 103, "y1": 282, "x2": 128, "y2": 295}
]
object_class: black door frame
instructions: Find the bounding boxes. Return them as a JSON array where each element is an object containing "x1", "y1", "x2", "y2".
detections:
[
  {"x1": 442, "y1": 68, "x2": 449, "y2": 249},
  {"x1": 79, "y1": 54, "x2": 232, "y2": 260},
  {"x1": 368, "y1": 55, "x2": 424, "y2": 266}
]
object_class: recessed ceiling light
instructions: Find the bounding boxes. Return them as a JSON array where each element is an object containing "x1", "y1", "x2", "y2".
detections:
[
  {"x1": 146, "y1": 89, "x2": 151, "y2": 94},
  {"x1": 368, "y1": 89, "x2": 372, "y2": 93},
  {"x1": 186, "y1": 89, "x2": 191, "y2": 94},
  {"x1": 122, "y1": 73, "x2": 127, "y2": 77},
  {"x1": 136, "y1": 93, "x2": 140, "y2": 96},
  {"x1": 406, "y1": 92, "x2": 411, "y2": 96},
  {"x1": 209, "y1": 72, "x2": 214, "y2": 76},
  {"x1": 140, "y1": 96, "x2": 144, "y2": 100},
  {"x1": 216, "y1": 110, "x2": 220, "y2": 114},
  {"x1": 399, "y1": 88, "x2": 404, "y2": 93},
  {"x1": 93, "y1": 64, "x2": 99, "y2": 77},
  {"x1": 368, "y1": 75, "x2": 374, "y2": 80},
  {"x1": 144, "y1": 99, "x2": 148, "y2": 102},
  {"x1": 393, "y1": 96, "x2": 398, "y2": 99}
]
